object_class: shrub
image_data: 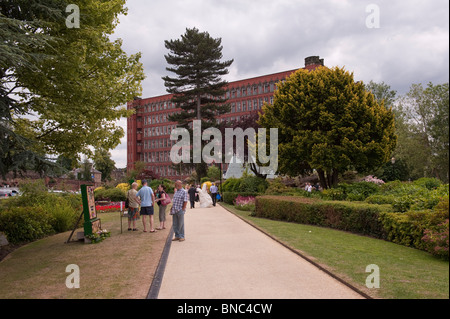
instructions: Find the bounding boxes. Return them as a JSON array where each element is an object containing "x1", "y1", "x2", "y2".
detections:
[
  {"x1": 115, "y1": 183, "x2": 130, "y2": 193},
  {"x1": 379, "y1": 197, "x2": 449, "y2": 251},
  {"x1": 95, "y1": 187, "x2": 127, "y2": 202},
  {"x1": 221, "y1": 177, "x2": 241, "y2": 192},
  {"x1": 365, "y1": 194, "x2": 396, "y2": 205},
  {"x1": 223, "y1": 192, "x2": 259, "y2": 205},
  {"x1": 0, "y1": 207, "x2": 55, "y2": 244},
  {"x1": 321, "y1": 188, "x2": 347, "y2": 201},
  {"x1": 380, "y1": 181, "x2": 428, "y2": 197},
  {"x1": 422, "y1": 220, "x2": 449, "y2": 260},
  {"x1": 421, "y1": 197, "x2": 449, "y2": 259},
  {"x1": 338, "y1": 182, "x2": 380, "y2": 201},
  {"x1": 265, "y1": 178, "x2": 290, "y2": 195},
  {"x1": 413, "y1": 177, "x2": 442, "y2": 190},
  {"x1": 364, "y1": 175, "x2": 385, "y2": 185},
  {"x1": 239, "y1": 176, "x2": 268, "y2": 193},
  {"x1": 392, "y1": 195, "x2": 415, "y2": 213},
  {"x1": 35, "y1": 194, "x2": 82, "y2": 233},
  {"x1": 254, "y1": 196, "x2": 388, "y2": 238},
  {"x1": 234, "y1": 195, "x2": 256, "y2": 212}
]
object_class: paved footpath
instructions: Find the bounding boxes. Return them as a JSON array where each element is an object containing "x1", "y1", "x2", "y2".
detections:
[{"x1": 157, "y1": 204, "x2": 365, "y2": 299}]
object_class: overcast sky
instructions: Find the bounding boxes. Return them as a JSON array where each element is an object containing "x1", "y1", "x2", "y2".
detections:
[{"x1": 108, "y1": 0, "x2": 449, "y2": 168}]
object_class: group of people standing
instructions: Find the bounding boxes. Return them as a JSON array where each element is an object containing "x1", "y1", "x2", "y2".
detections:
[
  {"x1": 126, "y1": 180, "x2": 170, "y2": 233},
  {"x1": 304, "y1": 182, "x2": 321, "y2": 192},
  {"x1": 126, "y1": 180, "x2": 220, "y2": 242},
  {"x1": 186, "y1": 182, "x2": 219, "y2": 209}
]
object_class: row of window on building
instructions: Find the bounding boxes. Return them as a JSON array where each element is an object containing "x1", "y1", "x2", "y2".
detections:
[
  {"x1": 139, "y1": 112, "x2": 261, "y2": 139},
  {"x1": 141, "y1": 97, "x2": 270, "y2": 127},
  {"x1": 226, "y1": 81, "x2": 277, "y2": 99},
  {"x1": 137, "y1": 152, "x2": 194, "y2": 177},
  {"x1": 139, "y1": 99, "x2": 270, "y2": 140},
  {"x1": 137, "y1": 79, "x2": 281, "y2": 115}
]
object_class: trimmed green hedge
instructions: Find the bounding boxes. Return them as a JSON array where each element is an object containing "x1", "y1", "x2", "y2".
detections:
[
  {"x1": 255, "y1": 196, "x2": 389, "y2": 238},
  {"x1": 254, "y1": 195, "x2": 449, "y2": 256}
]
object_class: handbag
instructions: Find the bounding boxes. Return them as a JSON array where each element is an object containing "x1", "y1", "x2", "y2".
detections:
[
  {"x1": 125, "y1": 190, "x2": 129, "y2": 208},
  {"x1": 161, "y1": 191, "x2": 172, "y2": 206}
]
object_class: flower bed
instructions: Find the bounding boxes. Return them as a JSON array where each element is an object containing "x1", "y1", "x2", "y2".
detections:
[
  {"x1": 95, "y1": 202, "x2": 123, "y2": 213},
  {"x1": 233, "y1": 195, "x2": 256, "y2": 212}
]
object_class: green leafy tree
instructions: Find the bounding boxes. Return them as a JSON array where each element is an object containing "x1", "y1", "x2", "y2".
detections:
[
  {"x1": 394, "y1": 82, "x2": 449, "y2": 182},
  {"x1": 259, "y1": 66, "x2": 397, "y2": 189},
  {"x1": 79, "y1": 157, "x2": 93, "y2": 182},
  {"x1": 93, "y1": 148, "x2": 116, "y2": 182},
  {"x1": 162, "y1": 27, "x2": 233, "y2": 179},
  {"x1": 207, "y1": 165, "x2": 221, "y2": 181},
  {"x1": 0, "y1": 0, "x2": 144, "y2": 178},
  {"x1": 365, "y1": 80, "x2": 397, "y2": 109}
]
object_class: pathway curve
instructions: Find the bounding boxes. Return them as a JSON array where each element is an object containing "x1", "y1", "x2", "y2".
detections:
[{"x1": 157, "y1": 204, "x2": 365, "y2": 299}]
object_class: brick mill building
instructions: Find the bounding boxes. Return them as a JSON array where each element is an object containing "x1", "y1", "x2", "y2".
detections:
[{"x1": 126, "y1": 56, "x2": 325, "y2": 179}]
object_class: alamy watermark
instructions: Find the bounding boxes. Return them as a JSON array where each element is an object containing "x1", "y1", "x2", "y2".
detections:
[
  {"x1": 169, "y1": 120, "x2": 278, "y2": 175},
  {"x1": 365, "y1": 264, "x2": 380, "y2": 288},
  {"x1": 366, "y1": 4, "x2": 381, "y2": 29},
  {"x1": 65, "y1": 4, "x2": 80, "y2": 28},
  {"x1": 65, "y1": 264, "x2": 80, "y2": 288}
]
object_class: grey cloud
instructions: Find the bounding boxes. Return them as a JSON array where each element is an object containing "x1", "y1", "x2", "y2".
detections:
[{"x1": 110, "y1": 0, "x2": 449, "y2": 166}]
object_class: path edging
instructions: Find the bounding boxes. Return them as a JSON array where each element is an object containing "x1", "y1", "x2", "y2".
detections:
[{"x1": 147, "y1": 227, "x2": 174, "y2": 299}]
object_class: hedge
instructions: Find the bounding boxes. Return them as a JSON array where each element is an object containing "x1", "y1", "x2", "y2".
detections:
[
  {"x1": 379, "y1": 200, "x2": 449, "y2": 251},
  {"x1": 254, "y1": 195, "x2": 449, "y2": 256},
  {"x1": 254, "y1": 196, "x2": 389, "y2": 238}
]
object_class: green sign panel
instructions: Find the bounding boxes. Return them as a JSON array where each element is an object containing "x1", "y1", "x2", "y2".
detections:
[{"x1": 81, "y1": 185, "x2": 101, "y2": 236}]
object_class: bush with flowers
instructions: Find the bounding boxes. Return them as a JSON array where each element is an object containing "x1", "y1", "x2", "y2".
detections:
[
  {"x1": 115, "y1": 183, "x2": 130, "y2": 193},
  {"x1": 233, "y1": 195, "x2": 256, "y2": 212},
  {"x1": 85, "y1": 229, "x2": 111, "y2": 244},
  {"x1": 422, "y1": 220, "x2": 449, "y2": 260},
  {"x1": 364, "y1": 175, "x2": 385, "y2": 185}
]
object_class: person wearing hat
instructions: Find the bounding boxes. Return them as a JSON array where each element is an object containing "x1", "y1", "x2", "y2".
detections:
[{"x1": 136, "y1": 180, "x2": 156, "y2": 232}]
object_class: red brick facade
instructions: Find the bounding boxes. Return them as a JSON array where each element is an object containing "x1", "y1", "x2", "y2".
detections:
[{"x1": 127, "y1": 56, "x2": 324, "y2": 179}]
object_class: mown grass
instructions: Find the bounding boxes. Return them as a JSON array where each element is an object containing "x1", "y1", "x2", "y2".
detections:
[
  {"x1": 0, "y1": 209, "x2": 170, "y2": 299},
  {"x1": 222, "y1": 203, "x2": 449, "y2": 299}
]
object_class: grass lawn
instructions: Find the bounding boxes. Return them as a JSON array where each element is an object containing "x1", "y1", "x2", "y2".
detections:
[
  {"x1": 221, "y1": 203, "x2": 449, "y2": 299},
  {"x1": 0, "y1": 208, "x2": 171, "y2": 299}
]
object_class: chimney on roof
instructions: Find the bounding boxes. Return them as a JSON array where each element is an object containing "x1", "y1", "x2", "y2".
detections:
[{"x1": 304, "y1": 56, "x2": 324, "y2": 67}]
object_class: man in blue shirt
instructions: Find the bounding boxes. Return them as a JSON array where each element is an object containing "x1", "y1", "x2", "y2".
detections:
[
  {"x1": 210, "y1": 183, "x2": 218, "y2": 206},
  {"x1": 136, "y1": 180, "x2": 156, "y2": 232}
]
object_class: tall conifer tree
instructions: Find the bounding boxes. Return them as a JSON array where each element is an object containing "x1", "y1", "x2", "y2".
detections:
[{"x1": 162, "y1": 27, "x2": 233, "y2": 178}]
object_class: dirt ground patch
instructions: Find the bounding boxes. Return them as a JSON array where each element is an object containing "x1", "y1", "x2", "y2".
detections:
[{"x1": 0, "y1": 211, "x2": 171, "y2": 299}]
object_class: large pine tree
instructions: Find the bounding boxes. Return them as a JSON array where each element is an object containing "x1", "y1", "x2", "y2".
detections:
[{"x1": 162, "y1": 27, "x2": 233, "y2": 178}]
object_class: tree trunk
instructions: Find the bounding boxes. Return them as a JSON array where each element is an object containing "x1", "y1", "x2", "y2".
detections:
[
  {"x1": 197, "y1": 93, "x2": 201, "y2": 120},
  {"x1": 249, "y1": 162, "x2": 267, "y2": 179},
  {"x1": 331, "y1": 169, "x2": 339, "y2": 188},
  {"x1": 317, "y1": 169, "x2": 328, "y2": 190}
]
